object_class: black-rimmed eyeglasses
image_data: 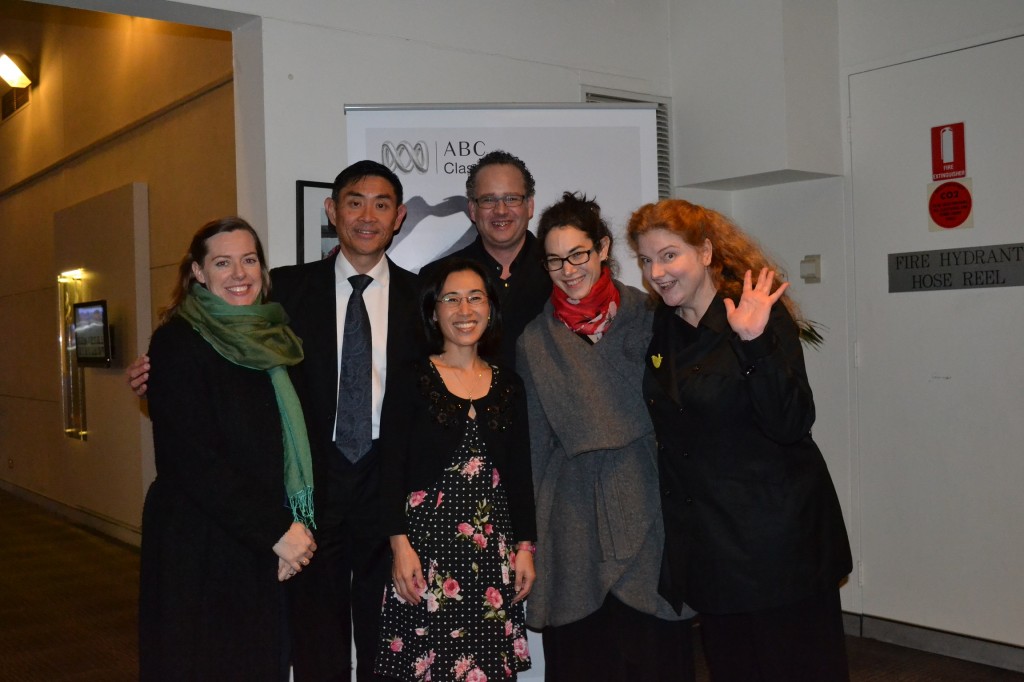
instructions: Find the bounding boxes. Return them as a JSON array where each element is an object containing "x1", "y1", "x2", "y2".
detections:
[
  {"x1": 472, "y1": 194, "x2": 526, "y2": 210},
  {"x1": 542, "y1": 249, "x2": 594, "y2": 272}
]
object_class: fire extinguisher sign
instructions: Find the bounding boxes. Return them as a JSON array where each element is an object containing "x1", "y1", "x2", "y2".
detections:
[
  {"x1": 927, "y1": 122, "x2": 972, "y2": 231},
  {"x1": 931, "y1": 122, "x2": 965, "y2": 181}
]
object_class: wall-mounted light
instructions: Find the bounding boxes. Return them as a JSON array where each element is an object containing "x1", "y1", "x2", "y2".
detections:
[
  {"x1": 57, "y1": 268, "x2": 88, "y2": 440},
  {"x1": 0, "y1": 53, "x2": 33, "y2": 88},
  {"x1": 1, "y1": 53, "x2": 33, "y2": 121}
]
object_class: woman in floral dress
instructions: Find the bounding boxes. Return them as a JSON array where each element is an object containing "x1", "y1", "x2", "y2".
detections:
[{"x1": 376, "y1": 258, "x2": 537, "y2": 682}]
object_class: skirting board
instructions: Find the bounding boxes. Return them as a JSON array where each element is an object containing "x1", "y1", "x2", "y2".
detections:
[
  {"x1": 843, "y1": 612, "x2": 1024, "y2": 673},
  {"x1": 0, "y1": 480, "x2": 141, "y2": 548}
]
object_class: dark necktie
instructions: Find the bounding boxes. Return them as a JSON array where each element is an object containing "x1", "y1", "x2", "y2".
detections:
[{"x1": 335, "y1": 274, "x2": 373, "y2": 463}]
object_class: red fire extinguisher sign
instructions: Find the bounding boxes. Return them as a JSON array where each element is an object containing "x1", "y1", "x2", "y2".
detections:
[{"x1": 931, "y1": 122, "x2": 965, "y2": 181}]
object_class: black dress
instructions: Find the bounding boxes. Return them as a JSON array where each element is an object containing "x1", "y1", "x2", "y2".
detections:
[
  {"x1": 139, "y1": 318, "x2": 296, "y2": 681},
  {"x1": 376, "y1": 361, "x2": 536, "y2": 681}
]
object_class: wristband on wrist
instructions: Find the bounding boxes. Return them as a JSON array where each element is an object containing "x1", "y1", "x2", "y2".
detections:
[{"x1": 516, "y1": 542, "x2": 537, "y2": 555}]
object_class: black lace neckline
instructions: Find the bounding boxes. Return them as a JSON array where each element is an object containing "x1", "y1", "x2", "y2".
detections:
[{"x1": 418, "y1": 359, "x2": 515, "y2": 432}]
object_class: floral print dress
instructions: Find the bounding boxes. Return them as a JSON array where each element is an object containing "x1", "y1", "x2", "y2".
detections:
[{"x1": 376, "y1": 380, "x2": 532, "y2": 682}]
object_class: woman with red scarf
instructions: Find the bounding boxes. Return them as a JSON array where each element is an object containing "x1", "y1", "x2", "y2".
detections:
[{"x1": 516, "y1": 192, "x2": 695, "y2": 681}]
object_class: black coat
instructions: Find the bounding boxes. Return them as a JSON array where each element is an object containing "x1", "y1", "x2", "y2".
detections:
[
  {"x1": 644, "y1": 296, "x2": 852, "y2": 615},
  {"x1": 140, "y1": 318, "x2": 295, "y2": 681}
]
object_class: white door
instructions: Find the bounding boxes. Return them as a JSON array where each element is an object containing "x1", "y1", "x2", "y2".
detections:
[{"x1": 849, "y1": 36, "x2": 1024, "y2": 645}]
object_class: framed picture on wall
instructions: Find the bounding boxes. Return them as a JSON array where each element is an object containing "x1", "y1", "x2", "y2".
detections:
[{"x1": 295, "y1": 180, "x2": 337, "y2": 264}]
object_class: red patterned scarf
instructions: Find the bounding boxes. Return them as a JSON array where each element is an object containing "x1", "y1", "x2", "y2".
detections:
[{"x1": 550, "y1": 267, "x2": 620, "y2": 339}]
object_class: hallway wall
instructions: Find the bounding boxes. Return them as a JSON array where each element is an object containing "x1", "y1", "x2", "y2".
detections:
[{"x1": 0, "y1": 2, "x2": 237, "y2": 540}]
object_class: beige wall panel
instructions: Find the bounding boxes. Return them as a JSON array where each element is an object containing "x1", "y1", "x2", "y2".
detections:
[
  {"x1": 0, "y1": 287, "x2": 62, "y2": 403},
  {"x1": 149, "y1": 263, "x2": 179, "y2": 330},
  {"x1": 0, "y1": 396, "x2": 65, "y2": 495},
  {"x1": 55, "y1": 82, "x2": 236, "y2": 265},
  {"x1": 58, "y1": 12, "x2": 231, "y2": 152},
  {"x1": 53, "y1": 183, "x2": 150, "y2": 529},
  {"x1": 0, "y1": 178, "x2": 61, "y2": 297},
  {"x1": 138, "y1": 84, "x2": 238, "y2": 267},
  {"x1": 52, "y1": 83, "x2": 236, "y2": 334}
]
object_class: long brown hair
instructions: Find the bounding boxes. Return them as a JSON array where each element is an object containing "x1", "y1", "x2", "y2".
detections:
[
  {"x1": 626, "y1": 199, "x2": 800, "y2": 320},
  {"x1": 159, "y1": 216, "x2": 271, "y2": 325}
]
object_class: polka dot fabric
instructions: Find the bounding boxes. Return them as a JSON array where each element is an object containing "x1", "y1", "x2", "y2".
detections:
[{"x1": 376, "y1": 417, "x2": 531, "y2": 681}]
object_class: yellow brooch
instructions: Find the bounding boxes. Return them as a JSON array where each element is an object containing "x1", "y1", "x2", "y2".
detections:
[{"x1": 651, "y1": 353, "x2": 663, "y2": 369}]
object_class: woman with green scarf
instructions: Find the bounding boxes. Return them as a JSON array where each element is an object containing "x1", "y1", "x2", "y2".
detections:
[{"x1": 139, "y1": 217, "x2": 317, "y2": 681}]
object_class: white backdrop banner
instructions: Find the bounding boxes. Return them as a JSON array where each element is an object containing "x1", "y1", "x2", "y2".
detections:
[{"x1": 343, "y1": 104, "x2": 659, "y2": 288}]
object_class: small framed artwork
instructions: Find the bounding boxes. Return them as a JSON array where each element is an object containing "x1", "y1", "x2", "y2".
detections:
[{"x1": 295, "y1": 180, "x2": 337, "y2": 264}]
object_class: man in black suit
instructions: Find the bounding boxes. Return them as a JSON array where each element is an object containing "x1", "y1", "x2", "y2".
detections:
[
  {"x1": 273, "y1": 161, "x2": 422, "y2": 682},
  {"x1": 129, "y1": 161, "x2": 421, "y2": 681},
  {"x1": 419, "y1": 150, "x2": 550, "y2": 367}
]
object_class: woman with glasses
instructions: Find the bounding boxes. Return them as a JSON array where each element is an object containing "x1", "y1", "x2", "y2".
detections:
[
  {"x1": 516, "y1": 192, "x2": 695, "y2": 681},
  {"x1": 375, "y1": 258, "x2": 537, "y2": 681}
]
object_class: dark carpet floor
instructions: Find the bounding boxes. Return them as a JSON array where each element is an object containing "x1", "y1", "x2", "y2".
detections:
[{"x1": 1, "y1": 488, "x2": 1021, "y2": 681}]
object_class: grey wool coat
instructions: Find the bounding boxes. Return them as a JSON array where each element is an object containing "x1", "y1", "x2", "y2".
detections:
[{"x1": 516, "y1": 282, "x2": 694, "y2": 629}]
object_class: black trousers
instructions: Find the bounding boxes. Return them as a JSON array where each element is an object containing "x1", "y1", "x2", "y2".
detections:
[
  {"x1": 289, "y1": 457, "x2": 391, "y2": 682},
  {"x1": 699, "y1": 588, "x2": 849, "y2": 682},
  {"x1": 540, "y1": 593, "x2": 696, "y2": 682}
]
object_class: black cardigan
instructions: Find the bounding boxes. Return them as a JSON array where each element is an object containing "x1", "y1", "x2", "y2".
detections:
[
  {"x1": 378, "y1": 358, "x2": 537, "y2": 542},
  {"x1": 644, "y1": 295, "x2": 852, "y2": 615}
]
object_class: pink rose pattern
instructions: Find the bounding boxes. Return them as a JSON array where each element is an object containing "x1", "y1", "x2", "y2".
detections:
[
  {"x1": 459, "y1": 456, "x2": 483, "y2": 479},
  {"x1": 465, "y1": 668, "x2": 488, "y2": 682},
  {"x1": 485, "y1": 587, "x2": 503, "y2": 610},
  {"x1": 455, "y1": 500, "x2": 495, "y2": 552},
  {"x1": 375, "y1": 415, "x2": 530, "y2": 681}
]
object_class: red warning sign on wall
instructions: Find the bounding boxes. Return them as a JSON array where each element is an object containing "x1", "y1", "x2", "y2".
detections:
[
  {"x1": 928, "y1": 180, "x2": 972, "y2": 230},
  {"x1": 931, "y1": 122, "x2": 965, "y2": 181}
]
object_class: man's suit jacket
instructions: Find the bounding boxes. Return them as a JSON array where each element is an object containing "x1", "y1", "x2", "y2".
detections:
[{"x1": 270, "y1": 254, "x2": 422, "y2": 516}]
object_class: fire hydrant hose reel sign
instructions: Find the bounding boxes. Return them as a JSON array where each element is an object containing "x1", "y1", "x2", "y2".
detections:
[{"x1": 883, "y1": 121, "x2": 1024, "y2": 293}]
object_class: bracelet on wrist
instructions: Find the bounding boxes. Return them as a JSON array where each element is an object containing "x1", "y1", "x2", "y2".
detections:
[{"x1": 516, "y1": 542, "x2": 537, "y2": 555}]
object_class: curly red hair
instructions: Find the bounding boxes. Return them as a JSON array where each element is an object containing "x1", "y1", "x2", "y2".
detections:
[{"x1": 626, "y1": 199, "x2": 799, "y2": 320}]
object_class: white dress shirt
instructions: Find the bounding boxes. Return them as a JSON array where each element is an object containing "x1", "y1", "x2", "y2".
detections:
[{"x1": 334, "y1": 254, "x2": 391, "y2": 441}]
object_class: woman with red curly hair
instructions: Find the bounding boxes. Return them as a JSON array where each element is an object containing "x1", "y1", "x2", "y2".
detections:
[{"x1": 627, "y1": 200, "x2": 852, "y2": 682}]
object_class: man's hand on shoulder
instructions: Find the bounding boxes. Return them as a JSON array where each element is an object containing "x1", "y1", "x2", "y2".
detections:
[{"x1": 126, "y1": 354, "x2": 151, "y2": 397}]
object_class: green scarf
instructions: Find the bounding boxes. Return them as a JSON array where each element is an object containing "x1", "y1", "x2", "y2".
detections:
[{"x1": 178, "y1": 283, "x2": 315, "y2": 529}]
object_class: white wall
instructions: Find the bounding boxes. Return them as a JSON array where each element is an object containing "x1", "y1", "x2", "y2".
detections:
[{"x1": 838, "y1": 0, "x2": 1024, "y2": 69}]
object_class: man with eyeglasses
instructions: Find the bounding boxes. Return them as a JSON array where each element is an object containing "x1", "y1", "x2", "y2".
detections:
[{"x1": 420, "y1": 150, "x2": 551, "y2": 367}]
